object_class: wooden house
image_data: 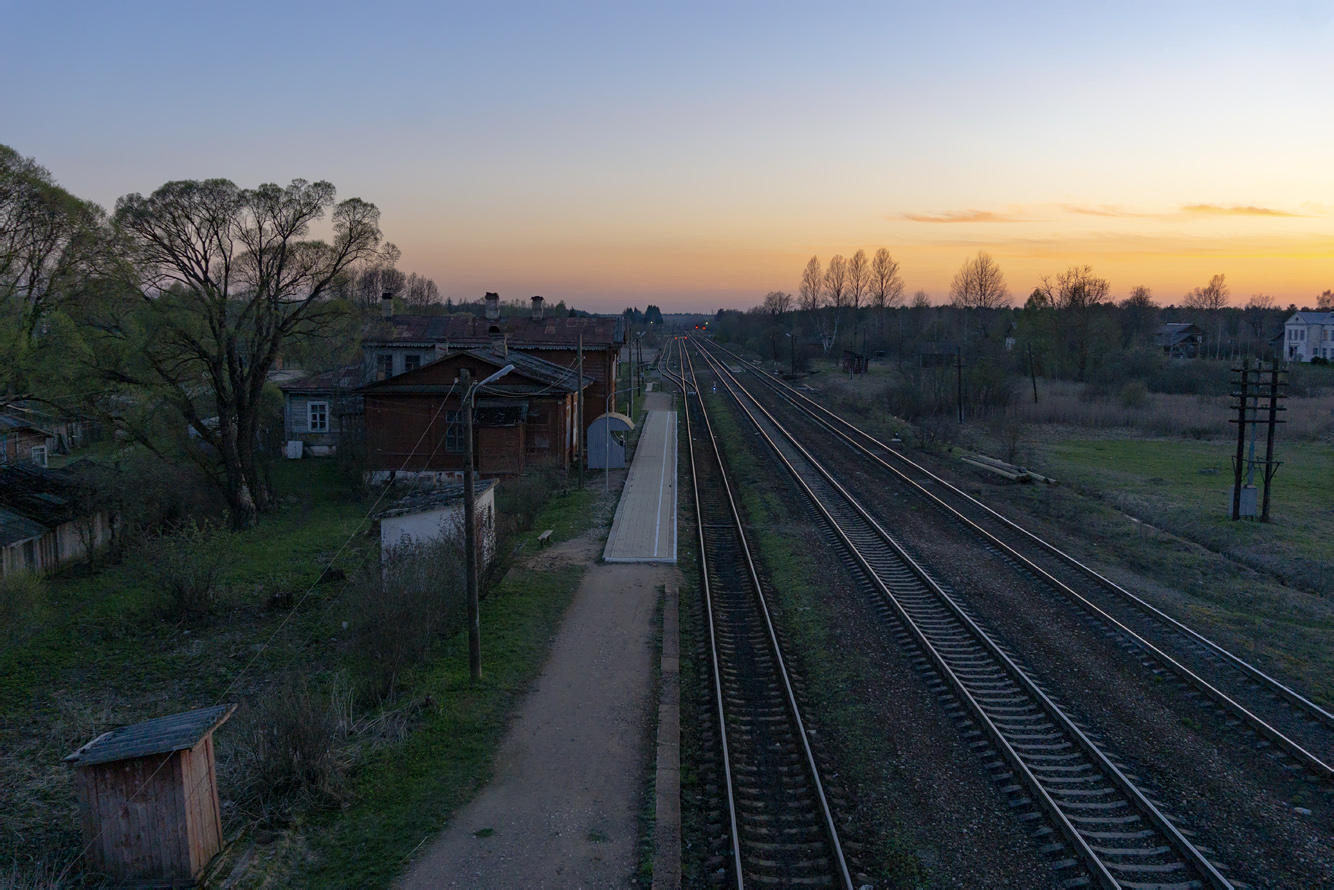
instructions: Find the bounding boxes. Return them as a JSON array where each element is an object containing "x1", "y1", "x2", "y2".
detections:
[
  {"x1": 359, "y1": 346, "x2": 589, "y2": 481},
  {"x1": 0, "y1": 413, "x2": 52, "y2": 466},
  {"x1": 64, "y1": 704, "x2": 236, "y2": 885},
  {"x1": 277, "y1": 365, "x2": 363, "y2": 454},
  {"x1": 361, "y1": 293, "x2": 624, "y2": 431}
]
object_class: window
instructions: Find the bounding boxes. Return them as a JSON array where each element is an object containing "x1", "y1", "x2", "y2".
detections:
[
  {"x1": 309, "y1": 401, "x2": 329, "y2": 433},
  {"x1": 376, "y1": 353, "x2": 394, "y2": 380},
  {"x1": 445, "y1": 410, "x2": 465, "y2": 453},
  {"x1": 29, "y1": 446, "x2": 47, "y2": 468},
  {"x1": 404, "y1": 353, "x2": 421, "y2": 372}
]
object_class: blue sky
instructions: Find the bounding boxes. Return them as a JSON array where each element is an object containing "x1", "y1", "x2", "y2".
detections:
[{"x1": 4, "y1": 1, "x2": 1332, "y2": 309}]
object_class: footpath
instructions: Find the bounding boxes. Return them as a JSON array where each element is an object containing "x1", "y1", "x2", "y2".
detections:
[{"x1": 399, "y1": 391, "x2": 680, "y2": 889}]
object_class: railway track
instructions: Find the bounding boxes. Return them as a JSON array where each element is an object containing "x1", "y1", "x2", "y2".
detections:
[
  {"x1": 705, "y1": 340, "x2": 1334, "y2": 783},
  {"x1": 676, "y1": 339, "x2": 854, "y2": 889},
  {"x1": 692, "y1": 339, "x2": 1236, "y2": 890}
]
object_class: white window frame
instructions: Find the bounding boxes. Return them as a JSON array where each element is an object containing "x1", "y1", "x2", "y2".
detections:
[
  {"x1": 404, "y1": 353, "x2": 422, "y2": 372},
  {"x1": 30, "y1": 445, "x2": 47, "y2": 468},
  {"x1": 308, "y1": 401, "x2": 329, "y2": 433},
  {"x1": 445, "y1": 409, "x2": 464, "y2": 453}
]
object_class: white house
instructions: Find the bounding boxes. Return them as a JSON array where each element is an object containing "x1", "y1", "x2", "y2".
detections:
[{"x1": 1283, "y1": 311, "x2": 1334, "y2": 362}]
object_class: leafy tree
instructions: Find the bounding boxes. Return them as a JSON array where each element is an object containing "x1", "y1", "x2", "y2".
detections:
[
  {"x1": 0, "y1": 144, "x2": 104, "y2": 394},
  {"x1": 644, "y1": 304, "x2": 663, "y2": 324},
  {"x1": 1316, "y1": 289, "x2": 1333, "y2": 310},
  {"x1": 88, "y1": 178, "x2": 387, "y2": 528}
]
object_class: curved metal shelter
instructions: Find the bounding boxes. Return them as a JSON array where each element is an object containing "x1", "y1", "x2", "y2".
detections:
[{"x1": 587, "y1": 411, "x2": 634, "y2": 469}]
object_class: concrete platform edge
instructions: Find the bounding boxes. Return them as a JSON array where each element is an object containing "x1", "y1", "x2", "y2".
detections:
[{"x1": 651, "y1": 586, "x2": 681, "y2": 890}]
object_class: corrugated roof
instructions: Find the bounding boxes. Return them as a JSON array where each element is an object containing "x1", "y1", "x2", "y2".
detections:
[
  {"x1": 375, "y1": 479, "x2": 496, "y2": 520},
  {"x1": 0, "y1": 464, "x2": 83, "y2": 527},
  {"x1": 278, "y1": 365, "x2": 363, "y2": 392},
  {"x1": 363, "y1": 314, "x2": 624, "y2": 349},
  {"x1": 64, "y1": 704, "x2": 236, "y2": 767},
  {"x1": 0, "y1": 414, "x2": 49, "y2": 434},
  {"x1": 359, "y1": 348, "x2": 590, "y2": 395}
]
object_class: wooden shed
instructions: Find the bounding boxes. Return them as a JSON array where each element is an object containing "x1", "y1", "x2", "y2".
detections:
[{"x1": 64, "y1": 704, "x2": 236, "y2": 885}]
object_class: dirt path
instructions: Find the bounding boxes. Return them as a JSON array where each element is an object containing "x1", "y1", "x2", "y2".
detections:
[{"x1": 398, "y1": 529, "x2": 676, "y2": 888}]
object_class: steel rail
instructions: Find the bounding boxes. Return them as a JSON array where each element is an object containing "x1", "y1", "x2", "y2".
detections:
[
  {"x1": 712, "y1": 341, "x2": 1334, "y2": 738},
  {"x1": 707, "y1": 343, "x2": 1334, "y2": 782},
  {"x1": 681, "y1": 339, "x2": 853, "y2": 889},
  {"x1": 695, "y1": 340, "x2": 1233, "y2": 890}
]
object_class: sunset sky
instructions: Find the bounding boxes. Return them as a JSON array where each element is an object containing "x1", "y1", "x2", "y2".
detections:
[{"x1": 4, "y1": 1, "x2": 1332, "y2": 311}]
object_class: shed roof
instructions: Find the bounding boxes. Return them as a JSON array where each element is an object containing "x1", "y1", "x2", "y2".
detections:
[
  {"x1": 0, "y1": 413, "x2": 50, "y2": 434},
  {"x1": 375, "y1": 479, "x2": 497, "y2": 520},
  {"x1": 64, "y1": 704, "x2": 237, "y2": 767},
  {"x1": 364, "y1": 314, "x2": 624, "y2": 349},
  {"x1": 278, "y1": 365, "x2": 363, "y2": 393},
  {"x1": 0, "y1": 506, "x2": 48, "y2": 547},
  {"x1": 0, "y1": 464, "x2": 85, "y2": 527}
]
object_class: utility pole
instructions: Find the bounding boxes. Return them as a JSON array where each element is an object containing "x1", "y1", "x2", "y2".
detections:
[
  {"x1": 1261, "y1": 362, "x2": 1286, "y2": 522},
  {"x1": 1230, "y1": 359, "x2": 1250, "y2": 521},
  {"x1": 460, "y1": 369, "x2": 482, "y2": 681},
  {"x1": 1028, "y1": 343, "x2": 1039, "y2": 404},
  {"x1": 956, "y1": 346, "x2": 964, "y2": 424},
  {"x1": 577, "y1": 334, "x2": 584, "y2": 490}
]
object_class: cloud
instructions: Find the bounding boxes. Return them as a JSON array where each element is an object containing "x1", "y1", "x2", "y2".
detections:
[
  {"x1": 1061, "y1": 204, "x2": 1153, "y2": 218},
  {"x1": 1182, "y1": 204, "x2": 1301, "y2": 217},
  {"x1": 900, "y1": 209, "x2": 1021, "y2": 223}
]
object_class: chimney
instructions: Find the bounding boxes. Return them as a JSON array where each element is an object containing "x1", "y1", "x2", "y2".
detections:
[
  {"x1": 484, "y1": 292, "x2": 500, "y2": 320},
  {"x1": 381, "y1": 291, "x2": 394, "y2": 319},
  {"x1": 490, "y1": 332, "x2": 507, "y2": 358},
  {"x1": 531, "y1": 295, "x2": 545, "y2": 320}
]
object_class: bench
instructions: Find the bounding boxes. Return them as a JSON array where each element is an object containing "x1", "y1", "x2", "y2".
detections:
[{"x1": 537, "y1": 529, "x2": 553, "y2": 547}]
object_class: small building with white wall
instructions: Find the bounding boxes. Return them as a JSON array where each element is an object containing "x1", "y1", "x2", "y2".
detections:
[{"x1": 375, "y1": 481, "x2": 497, "y2": 567}]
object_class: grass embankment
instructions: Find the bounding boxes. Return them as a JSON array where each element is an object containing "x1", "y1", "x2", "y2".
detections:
[
  {"x1": 700, "y1": 391, "x2": 926, "y2": 886},
  {"x1": 1, "y1": 458, "x2": 607, "y2": 886}
]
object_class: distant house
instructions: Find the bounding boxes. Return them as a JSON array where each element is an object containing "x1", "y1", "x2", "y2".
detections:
[
  {"x1": 0, "y1": 464, "x2": 112, "y2": 577},
  {"x1": 362, "y1": 293, "x2": 625, "y2": 430},
  {"x1": 1283, "y1": 311, "x2": 1334, "y2": 362},
  {"x1": 0, "y1": 414, "x2": 52, "y2": 467},
  {"x1": 277, "y1": 365, "x2": 362, "y2": 455},
  {"x1": 1155, "y1": 323, "x2": 1204, "y2": 359},
  {"x1": 358, "y1": 346, "x2": 589, "y2": 483}
]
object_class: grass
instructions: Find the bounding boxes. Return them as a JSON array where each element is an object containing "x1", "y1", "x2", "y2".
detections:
[{"x1": 1036, "y1": 437, "x2": 1334, "y2": 594}]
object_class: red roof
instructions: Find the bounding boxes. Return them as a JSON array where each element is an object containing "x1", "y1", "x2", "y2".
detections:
[{"x1": 363, "y1": 314, "x2": 623, "y2": 349}]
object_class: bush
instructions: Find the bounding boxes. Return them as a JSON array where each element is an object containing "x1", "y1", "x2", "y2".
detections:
[
  {"x1": 347, "y1": 536, "x2": 467, "y2": 700},
  {"x1": 231, "y1": 678, "x2": 348, "y2": 823},
  {"x1": 1118, "y1": 380, "x2": 1150, "y2": 409},
  {"x1": 0, "y1": 572, "x2": 45, "y2": 645},
  {"x1": 139, "y1": 521, "x2": 231, "y2": 619},
  {"x1": 493, "y1": 464, "x2": 567, "y2": 544}
]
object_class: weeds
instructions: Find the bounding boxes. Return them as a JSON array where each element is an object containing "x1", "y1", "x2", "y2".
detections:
[
  {"x1": 0, "y1": 572, "x2": 45, "y2": 645},
  {"x1": 138, "y1": 521, "x2": 232, "y2": 619}
]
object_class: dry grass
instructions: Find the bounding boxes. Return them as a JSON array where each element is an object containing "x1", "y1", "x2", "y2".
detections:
[{"x1": 1015, "y1": 380, "x2": 1334, "y2": 441}]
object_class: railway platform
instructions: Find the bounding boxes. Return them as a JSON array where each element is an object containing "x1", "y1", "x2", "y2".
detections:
[{"x1": 603, "y1": 394, "x2": 678, "y2": 563}]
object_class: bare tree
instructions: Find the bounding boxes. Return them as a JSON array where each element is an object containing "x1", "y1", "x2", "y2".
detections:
[
  {"x1": 1246, "y1": 294, "x2": 1275, "y2": 311},
  {"x1": 798, "y1": 255, "x2": 822, "y2": 312},
  {"x1": 823, "y1": 255, "x2": 848, "y2": 309},
  {"x1": 1184, "y1": 274, "x2": 1229, "y2": 358},
  {"x1": 1035, "y1": 265, "x2": 1110, "y2": 380},
  {"x1": 1244, "y1": 294, "x2": 1276, "y2": 342},
  {"x1": 103, "y1": 178, "x2": 388, "y2": 528},
  {"x1": 762, "y1": 290, "x2": 793, "y2": 315},
  {"x1": 869, "y1": 248, "x2": 905, "y2": 309},
  {"x1": 1119, "y1": 285, "x2": 1157, "y2": 347},
  {"x1": 949, "y1": 251, "x2": 1011, "y2": 310},
  {"x1": 847, "y1": 249, "x2": 869, "y2": 311},
  {"x1": 1317, "y1": 289, "x2": 1333, "y2": 310},
  {"x1": 911, "y1": 289, "x2": 931, "y2": 309}
]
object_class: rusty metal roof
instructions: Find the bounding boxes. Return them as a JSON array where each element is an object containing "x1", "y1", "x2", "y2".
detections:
[
  {"x1": 363, "y1": 314, "x2": 624, "y2": 348},
  {"x1": 65, "y1": 704, "x2": 237, "y2": 767}
]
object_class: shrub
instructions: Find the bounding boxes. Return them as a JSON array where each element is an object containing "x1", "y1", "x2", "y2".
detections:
[
  {"x1": 493, "y1": 464, "x2": 567, "y2": 545},
  {"x1": 1118, "y1": 380, "x2": 1150, "y2": 409},
  {"x1": 0, "y1": 571, "x2": 45, "y2": 645},
  {"x1": 347, "y1": 536, "x2": 467, "y2": 700},
  {"x1": 139, "y1": 521, "x2": 231, "y2": 619},
  {"x1": 230, "y1": 678, "x2": 348, "y2": 823}
]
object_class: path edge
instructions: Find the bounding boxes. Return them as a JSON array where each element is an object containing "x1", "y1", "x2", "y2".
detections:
[{"x1": 651, "y1": 586, "x2": 681, "y2": 889}]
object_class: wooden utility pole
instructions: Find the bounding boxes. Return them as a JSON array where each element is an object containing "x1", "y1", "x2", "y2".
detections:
[
  {"x1": 1028, "y1": 343, "x2": 1039, "y2": 404},
  {"x1": 956, "y1": 346, "x2": 964, "y2": 424},
  {"x1": 1261, "y1": 363, "x2": 1285, "y2": 522},
  {"x1": 1230, "y1": 360, "x2": 1250, "y2": 521},
  {"x1": 460, "y1": 369, "x2": 482, "y2": 681},
  {"x1": 577, "y1": 335, "x2": 584, "y2": 489}
]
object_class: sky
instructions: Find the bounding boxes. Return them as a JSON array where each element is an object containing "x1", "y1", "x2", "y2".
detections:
[{"x1": 3, "y1": 1, "x2": 1332, "y2": 311}]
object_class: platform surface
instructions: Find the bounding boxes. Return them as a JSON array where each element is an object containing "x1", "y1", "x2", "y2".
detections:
[{"x1": 603, "y1": 400, "x2": 677, "y2": 563}]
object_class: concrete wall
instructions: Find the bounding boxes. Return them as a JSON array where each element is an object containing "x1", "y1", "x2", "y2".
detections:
[{"x1": 379, "y1": 485, "x2": 496, "y2": 566}]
